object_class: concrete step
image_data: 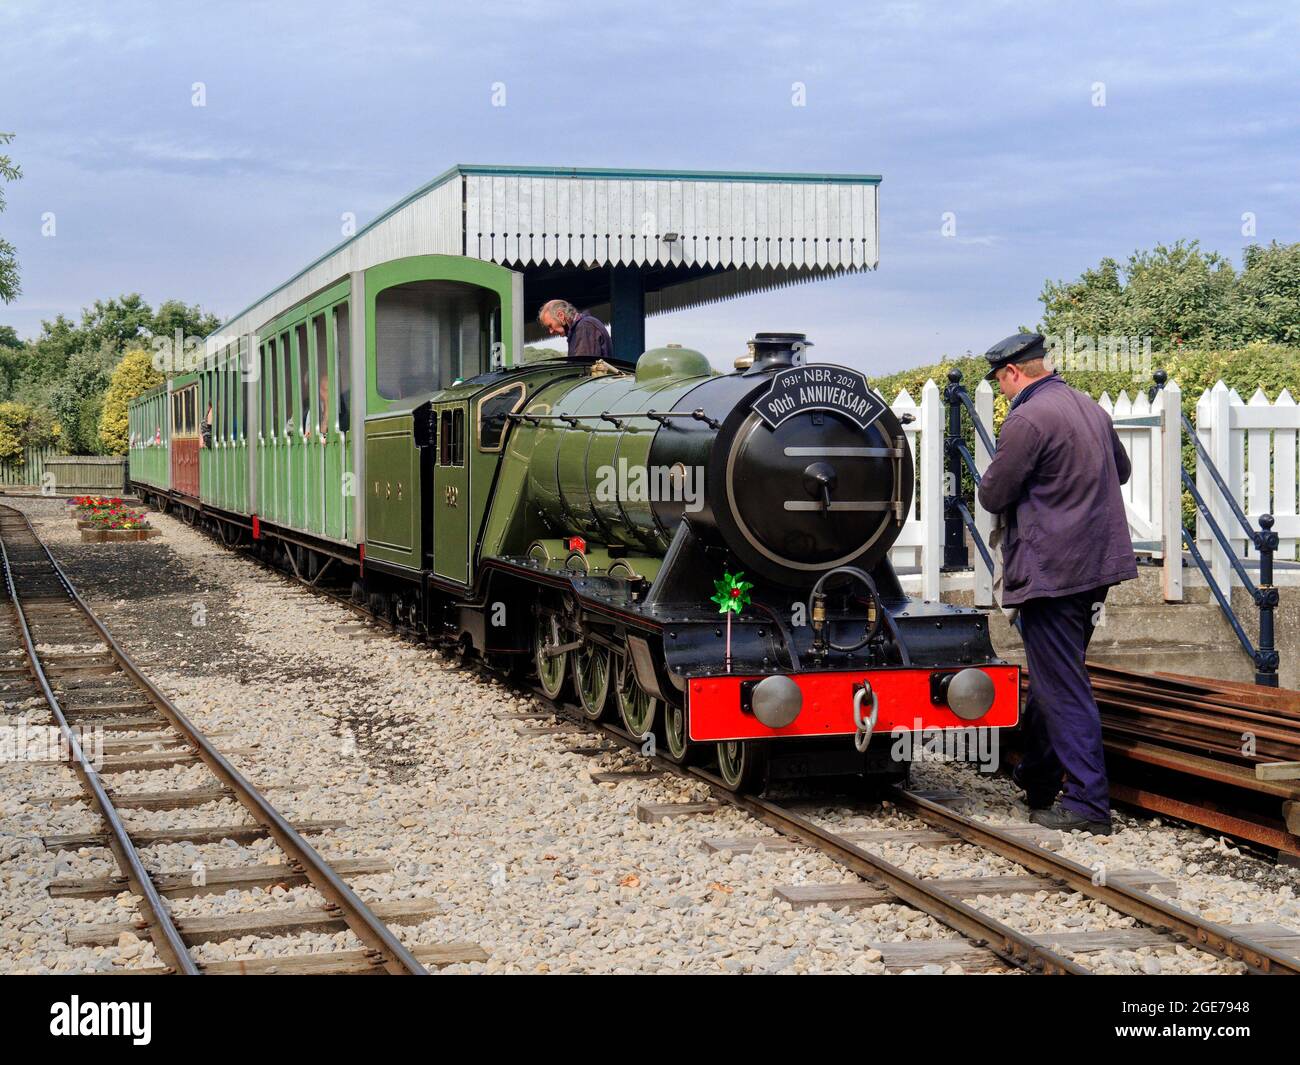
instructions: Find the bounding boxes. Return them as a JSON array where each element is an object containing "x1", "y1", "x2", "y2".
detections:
[
  {"x1": 987, "y1": 602, "x2": 1241, "y2": 654},
  {"x1": 942, "y1": 566, "x2": 1214, "y2": 608},
  {"x1": 992, "y1": 645, "x2": 1258, "y2": 685}
]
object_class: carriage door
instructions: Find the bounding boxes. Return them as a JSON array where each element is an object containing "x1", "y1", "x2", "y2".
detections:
[{"x1": 432, "y1": 402, "x2": 470, "y2": 585}]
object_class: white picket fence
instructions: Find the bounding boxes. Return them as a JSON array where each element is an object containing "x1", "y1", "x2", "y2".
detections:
[{"x1": 887, "y1": 377, "x2": 1291, "y2": 605}]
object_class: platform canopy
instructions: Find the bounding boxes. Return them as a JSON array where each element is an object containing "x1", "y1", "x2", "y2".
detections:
[{"x1": 214, "y1": 164, "x2": 882, "y2": 360}]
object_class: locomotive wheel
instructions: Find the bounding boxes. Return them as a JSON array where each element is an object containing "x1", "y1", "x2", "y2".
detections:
[
  {"x1": 533, "y1": 612, "x2": 568, "y2": 700},
  {"x1": 574, "y1": 641, "x2": 611, "y2": 720},
  {"x1": 659, "y1": 699, "x2": 693, "y2": 765},
  {"x1": 716, "y1": 740, "x2": 768, "y2": 792},
  {"x1": 615, "y1": 652, "x2": 657, "y2": 740}
]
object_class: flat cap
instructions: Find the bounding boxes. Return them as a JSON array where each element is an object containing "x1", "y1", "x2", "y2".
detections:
[{"x1": 984, "y1": 332, "x2": 1047, "y2": 380}]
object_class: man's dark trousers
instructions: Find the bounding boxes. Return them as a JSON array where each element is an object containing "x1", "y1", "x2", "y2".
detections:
[{"x1": 1014, "y1": 585, "x2": 1111, "y2": 822}]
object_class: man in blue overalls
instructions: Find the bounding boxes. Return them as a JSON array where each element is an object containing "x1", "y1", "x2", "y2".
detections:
[{"x1": 977, "y1": 333, "x2": 1138, "y2": 835}]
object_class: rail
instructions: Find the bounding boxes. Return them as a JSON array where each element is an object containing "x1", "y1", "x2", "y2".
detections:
[{"x1": 0, "y1": 504, "x2": 428, "y2": 975}]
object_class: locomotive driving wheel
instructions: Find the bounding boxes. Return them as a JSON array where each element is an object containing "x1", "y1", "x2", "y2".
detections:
[
  {"x1": 573, "y1": 640, "x2": 612, "y2": 720},
  {"x1": 614, "y1": 651, "x2": 657, "y2": 741},
  {"x1": 533, "y1": 610, "x2": 568, "y2": 700},
  {"x1": 716, "y1": 740, "x2": 768, "y2": 792},
  {"x1": 659, "y1": 699, "x2": 692, "y2": 764}
]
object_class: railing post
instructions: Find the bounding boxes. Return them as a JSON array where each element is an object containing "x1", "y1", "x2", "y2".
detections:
[
  {"x1": 942, "y1": 369, "x2": 969, "y2": 570},
  {"x1": 973, "y1": 380, "x2": 995, "y2": 607},
  {"x1": 1153, "y1": 371, "x2": 1184, "y2": 601},
  {"x1": 1208, "y1": 381, "x2": 1234, "y2": 592},
  {"x1": 920, "y1": 379, "x2": 944, "y2": 602},
  {"x1": 1255, "y1": 513, "x2": 1279, "y2": 687}
]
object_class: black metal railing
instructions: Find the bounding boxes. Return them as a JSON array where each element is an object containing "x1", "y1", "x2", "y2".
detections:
[
  {"x1": 942, "y1": 370, "x2": 997, "y2": 577},
  {"x1": 942, "y1": 367, "x2": 1280, "y2": 686},
  {"x1": 1151, "y1": 370, "x2": 1279, "y2": 686}
]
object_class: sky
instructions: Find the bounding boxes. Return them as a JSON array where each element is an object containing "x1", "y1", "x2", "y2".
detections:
[{"x1": 1, "y1": 0, "x2": 1298, "y2": 376}]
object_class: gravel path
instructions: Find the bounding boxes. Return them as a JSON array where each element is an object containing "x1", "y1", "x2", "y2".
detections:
[{"x1": 2, "y1": 494, "x2": 1298, "y2": 974}]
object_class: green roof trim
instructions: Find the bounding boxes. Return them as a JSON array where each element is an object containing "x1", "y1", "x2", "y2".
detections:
[
  {"x1": 209, "y1": 163, "x2": 883, "y2": 340},
  {"x1": 454, "y1": 164, "x2": 883, "y2": 185}
]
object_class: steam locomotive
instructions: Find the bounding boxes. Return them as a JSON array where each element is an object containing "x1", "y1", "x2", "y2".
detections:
[{"x1": 131, "y1": 275, "x2": 1018, "y2": 791}]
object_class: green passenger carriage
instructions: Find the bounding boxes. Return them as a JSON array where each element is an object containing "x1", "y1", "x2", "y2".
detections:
[{"x1": 128, "y1": 164, "x2": 1019, "y2": 791}]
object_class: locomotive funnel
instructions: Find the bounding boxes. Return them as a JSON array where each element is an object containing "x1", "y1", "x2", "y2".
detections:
[{"x1": 743, "y1": 332, "x2": 811, "y2": 374}]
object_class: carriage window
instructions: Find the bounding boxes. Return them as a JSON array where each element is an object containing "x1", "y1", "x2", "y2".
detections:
[
  {"x1": 259, "y1": 343, "x2": 268, "y2": 437},
  {"x1": 269, "y1": 340, "x2": 280, "y2": 437},
  {"x1": 439, "y1": 408, "x2": 465, "y2": 466},
  {"x1": 296, "y1": 323, "x2": 310, "y2": 433},
  {"x1": 223, "y1": 350, "x2": 232, "y2": 441},
  {"x1": 240, "y1": 342, "x2": 249, "y2": 440},
  {"x1": 281, "y1": 331, "x2": 294, "y2": 433},
  {"x1": 334, "y1": 303, "x2": 351, "y2": 432},
  {"x1": 375, "y1": 280, "x2": 499, "y2": 401},
  {"x1": 478, "y1": 383, "x2": 525, "y2": 451},
  {"x1": 312, "y1": 314, "x2": 328, "y2": 433}
]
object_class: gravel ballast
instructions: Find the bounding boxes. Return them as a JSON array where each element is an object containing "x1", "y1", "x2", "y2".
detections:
[{"x1": 2, "y1": 494, "x2": 1298, "y2": 974}]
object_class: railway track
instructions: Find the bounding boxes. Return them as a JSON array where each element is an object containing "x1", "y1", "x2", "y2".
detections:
[
  {"x1": 513, "y1": 689, "x2": 1300, "y2": 975},
  {"x1": 75, "y1": 497, "x2": 1300, "y2": 975},
  {"x1": 209, "y1": 521, "x2": 1300, "y2": 975},
  {"x1": 0, "y1": 504, "x2": 439, "y2": 975}
]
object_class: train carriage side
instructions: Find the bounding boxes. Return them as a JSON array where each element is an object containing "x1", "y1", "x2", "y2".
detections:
[
  {"x1": 359, "y1": 254, "x2": 523, "y2": 573},
  {"x1": 251, "y1": 281, "x2": 355, "y2": 542},
  {"x1": 198, "y1": 337, "x2": 251, "y2": 516},
  {"x1": 127, "y1": 383, "x2": 171, "y2": 492},
  {"x1": 168, "y1": 373, "x2": 201, "y2": 498}
]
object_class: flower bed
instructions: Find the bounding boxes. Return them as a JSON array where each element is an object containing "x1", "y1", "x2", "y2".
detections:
[
  {"x1": 68, "y1": 495, "x2": 125, "y2": 514},
  {"x1": 69, "y1": 497, "x2": 158, "y2": 542}
]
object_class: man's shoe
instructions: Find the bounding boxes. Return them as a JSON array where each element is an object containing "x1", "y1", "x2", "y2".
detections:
[
  {"x1": 1029, "y1": 803, "x2": 1112, "y2": 836},
  {"x1": 1024, "y1": 790, "x2": 1057, "y2": 811},
  {"x1": 1012, "y1": 767, "x2": 1058, "y2": 811}
]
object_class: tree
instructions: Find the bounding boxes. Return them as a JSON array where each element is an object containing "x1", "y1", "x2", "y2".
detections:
[
  {"x1": 80, "y1": 293, "x2": 154, "y2": 349},
  {"x1": 1237, "y1": 241, "x2": 1300, "y2": 346},
  {"x1": 152, "y1": 299, "x2": 220, "y2": 342},
  {"x1": 0, "y1": 132, "x2": 20, "y2": 304},
  {"x1": 20, "y1": 313, "x2": 84, "y2": 388},
  {"x1": 1039, "y1": 240, "x2": 1241, "y2": 350},
  {"x1": 99, "y1": 348, "x2": 163, "y2": 453},
  {"x1": 0, "y1": 401, "x2": 56, "y2": 465},
  {"x1": 0, "y1": 324, "x2": 23, "y2": 396},
  {"x1": 47, "y1": 342, "x2": 117, "y2": 454},
  {"x1": 9, "y1": 294, "x2": 223, "y2": 454}
]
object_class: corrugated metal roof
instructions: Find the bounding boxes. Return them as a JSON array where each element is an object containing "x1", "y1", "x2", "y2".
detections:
[{"x1": 209, "y1": 164, "x2": 881, "y2": 348}]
